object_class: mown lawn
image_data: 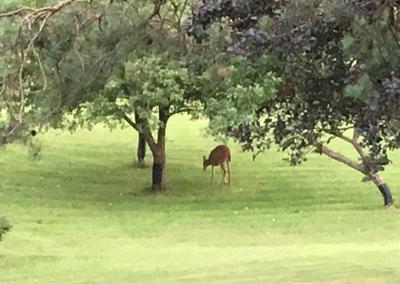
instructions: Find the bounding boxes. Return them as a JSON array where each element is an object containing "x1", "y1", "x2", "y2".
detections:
[{"x1": 1, "y1": 116, "x2": 400, "y2": 284}]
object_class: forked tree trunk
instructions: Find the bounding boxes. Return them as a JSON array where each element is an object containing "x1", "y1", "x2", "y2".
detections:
[
  {"x1": 136, "y1": 133, "x2": 146, "y2": 168},
  {"x1": 120, "y1": 107, "x2": 169, "y2": 192}
]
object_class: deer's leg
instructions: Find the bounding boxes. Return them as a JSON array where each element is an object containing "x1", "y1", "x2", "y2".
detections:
[
  {"x1": 210, "y1": 166, "x2": 214, "y2": 185},
  {"x1": 220, "y1": 163, "x2": 227, "y2": 185},
  {"x1": 226, "y1": 160, "x2": 230, "y2": 186}
]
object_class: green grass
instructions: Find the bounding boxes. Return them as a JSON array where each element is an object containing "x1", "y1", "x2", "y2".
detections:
[{"x1": 1, "y1": 116, "x2": 400, "y2": 284}]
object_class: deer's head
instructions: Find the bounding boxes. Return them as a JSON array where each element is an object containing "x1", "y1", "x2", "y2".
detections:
[{"x1": 203, "y1": 155, "x2": 208, "y2": 171}]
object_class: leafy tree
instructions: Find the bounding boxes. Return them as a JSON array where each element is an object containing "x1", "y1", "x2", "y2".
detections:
[
  {"x1": 193, "y1": 0, "x2": 400, "y2": 206},
  {"x1": 0, "y1": 0, "x2": 171, "y2": 144},
  {"x1": 1, "y1": 0, "x2": 111, "y2": 144},
  {"x1": 80, "y1": 52, "x2": 203, "y2": 191},
  {"x1": 0, "y1": 0, "x2": 208, "y2": 191}
]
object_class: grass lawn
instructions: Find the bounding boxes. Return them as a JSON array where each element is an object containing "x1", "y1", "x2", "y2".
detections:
[{"x1": 1, "y1": 116, "x2": 400, "y2": 284}]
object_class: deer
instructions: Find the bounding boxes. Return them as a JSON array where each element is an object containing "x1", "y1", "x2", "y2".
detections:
[{"x1": 203, "y1": 145, "x2": 231, "y2": 185}]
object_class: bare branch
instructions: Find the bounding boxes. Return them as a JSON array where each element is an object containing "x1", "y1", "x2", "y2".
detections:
[
  {"x1": 0, "y1": 7, "x2": 35, "y2": 18},
  {"x1": 1, "y1": 0, "x2": 78, "y2": 46},
  {"x1": 73, "y1": 16, "x2": 85, "y2": 71},
  {"x1": 31, "y1": 49, "x2": 48, "y2": 93},
  {"x1": 316, "y1": 142, "x2": 367, "y2": 174},
  {"x1": 169, "y1": 106, "x2": 201, "y2": 116},
  {"x1": 335, "y1": 130, "x2": 366, "y2": 161}
]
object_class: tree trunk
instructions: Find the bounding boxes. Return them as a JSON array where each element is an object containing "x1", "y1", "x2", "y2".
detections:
[
  {"x1": 369, "y1": 172, "x2": 393, "y2": 206},
  {"x1": 151, "y1": 107, "x2": 168, "y2": 192},
  {"x1": 136, "y1": 133, "x2": 146, "y2": 168},
  {"x1": 151, "y1": 148, "x2": 166, "y2": 192},
  {"x1": 318, "y1": 142, "x2": 394, "y2": 206},
  {"x1": 122, "y1": 107, "x2": 169, "y2": 192},
  {"x1": 134, "y1": 111, "x2": 147, "y2": 168}
]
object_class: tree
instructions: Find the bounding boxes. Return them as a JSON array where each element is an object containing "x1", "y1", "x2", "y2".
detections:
[
  {"x1": 0, "y1": 0, "x2": 173, "y2": 145},
  {"x1": 1, "y1": 0, "x2": 196, "y2": 191},
  {"x1": 81, "y1": 52, "x2": 204, "y2": 191},
  {"x1": 0, "y1": 0, "x2": 112, "y2": 144},
  {"x1": 193, "y1": 0, "x2": 400, "y2": 206}
]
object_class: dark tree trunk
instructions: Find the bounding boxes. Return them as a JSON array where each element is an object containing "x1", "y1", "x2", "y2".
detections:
[
  {"x1": 134, "y1": 111, "x2": 147, "y2": 168},
  {"x1": 151, "y1": 150, "x2": 166, "y2": 192},
  {"x1": 137, "y1": 133, "x2": 146, "y2": 168},
  {"x1": 369, "y1": 172, "x2": 393, "y2": 206},
  {"x1": 151, "y1": 107, "x2": 169, "y2": 192}
]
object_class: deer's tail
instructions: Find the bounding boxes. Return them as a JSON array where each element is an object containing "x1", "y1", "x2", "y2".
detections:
[{"x1": 228, "y1": 154, "x2": 231, "y2": 162}]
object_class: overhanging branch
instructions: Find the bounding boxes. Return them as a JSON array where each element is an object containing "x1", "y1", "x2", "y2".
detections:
[
  {"x1": 0, "y1": 7, "x2": 35, "y2": 17},
  {"x1": 169, "y1": 106, "x2": 201, "y2": 116},
  {"x1": 315, "y1": 142, "x2": 367, "y2": 174},
  {"x1": 335, "y1": 130, "x2": 366, "y2": 161}
]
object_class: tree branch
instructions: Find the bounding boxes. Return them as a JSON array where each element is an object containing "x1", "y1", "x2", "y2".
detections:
[
  {"x1": 335, "y1": 130, "x2": 366, "y2": 161},
  {"x1": 118, "y1": 110, "x2": 158, "y2": 154},
  {"x1": 169, "y1": 106, "x2": 200, "y2": 116},
  {"x1": 0, "y1": 7, "x2": 35, "y2": 18},
  {"x1": 315, "y1": 143, "x2": 367, "y2": 174},
  {"x1": 322, "y1": 127, "x2": 367, "y2": 163}
]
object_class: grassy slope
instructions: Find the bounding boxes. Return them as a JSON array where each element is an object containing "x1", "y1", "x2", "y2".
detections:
[{"x1": 1, "y1": 116, "x2": 400, "y2": 284}]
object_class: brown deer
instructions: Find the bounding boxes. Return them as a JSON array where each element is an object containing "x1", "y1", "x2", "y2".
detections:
[{"x1": 203, "y1": 145, "x2": 231, "y2": 185}]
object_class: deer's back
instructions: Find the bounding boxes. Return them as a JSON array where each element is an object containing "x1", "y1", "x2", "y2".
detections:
[{"x1": 208, "y1": 145, "x2": 230, "y2": 165}]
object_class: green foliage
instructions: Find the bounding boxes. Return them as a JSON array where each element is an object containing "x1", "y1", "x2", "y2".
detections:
[
  {"x1": 202, "y1": 55, "x2": 279, "y2": 138},
  {"x1": 1, "y1": 0, "x2": 180, "y2": 144},
  {"x1": 342, "y1": 13, "x2": 400, "y2": 74},
  {"x1": 194, "y1": 0, "x2": 400, "y2": 176},
  {"x1": 0, "y1": 0, "x2": 201, "y2": 162},
  {"x1": 124, "y1": 54, "x2": 191, "y2": 119},
  {"x1": 344, "y1": 74, "x2": 378, "y2": 100},
  {"x1": 0, "y1": 216, "x2": 11, "y2": 241},
  {"x1": 78, "y1": 51, "x2": 203, "y2": 134}
]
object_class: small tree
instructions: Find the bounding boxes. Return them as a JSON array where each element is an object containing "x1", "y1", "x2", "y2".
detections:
[{"x1": 83, "y1": 53, "x2": 203, "y2": 191}]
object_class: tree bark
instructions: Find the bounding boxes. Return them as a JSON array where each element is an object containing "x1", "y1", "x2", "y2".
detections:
[
  {"x1": 151, "y1": 148, "x2": 166, "y2": 192},
  {"x1": 133, "y1": 112, "x2": 147, "y2": 168},
  {"x1": 316, "y1": 140, "x2": 394, "y2": 207},
  {"x1": 151, "y1": 107, "x2": 169, "y2": 192},
  {"x1": 120, "y1": 108, "x2": 169, "y2": 192},
  {"x1": 369, "y1": 172, "x2": 393, "y2": 206},
  {"x1": 318, "y1": 144, "x2": 367, "y2": 173},
  {"x1": 136, "y1": 133, "x2": 146, "y2": 168}
]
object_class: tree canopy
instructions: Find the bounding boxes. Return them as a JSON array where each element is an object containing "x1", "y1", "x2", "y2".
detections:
[
  {"x1": 2, "y1": 0, "x2": 400, "y2": 203},
  {"x1": 192, "y1": 0, "x2": 400, "y2": 205},
  {"x1": 0, "y1": 0, "x2": 187, "y2": 144},
  {"x1": 1, "y1": 0, "x2": 271, "y2": 191}
]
